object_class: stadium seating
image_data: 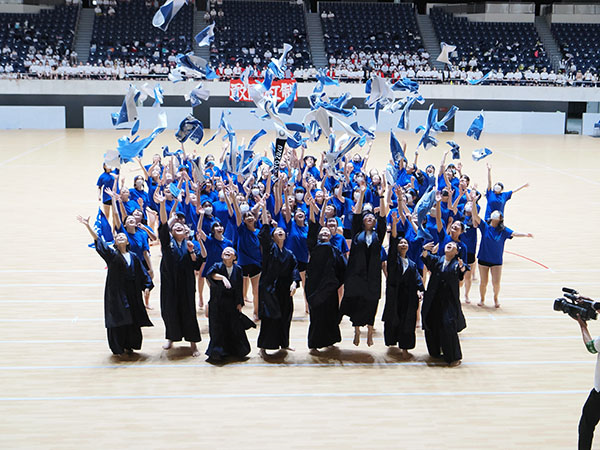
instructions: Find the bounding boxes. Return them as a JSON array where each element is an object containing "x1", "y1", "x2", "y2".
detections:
[
  {"x1": 0, "y1": 5, "x2": 78, "y2": 73},
  {"x1": 89, "y1": 0, "x2": 193, "y2": 65},
  {"x1": 551, "y1": 23, "x2": 600, "y2": 73},
  {"x1": 430, "y1": 7, "x2": 551, "y2": 73},
  {"x1": 320, "y1": 2, "x2": 422, "y2": 60},
  {"x1": 210, "y1": 0, "x2": 311, "y2": 69}
]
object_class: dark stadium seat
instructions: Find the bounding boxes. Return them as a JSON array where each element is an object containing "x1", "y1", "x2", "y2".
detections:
[
  {"x1": 320, "y1": 2, "x2": 422, "y2": 60},
  {"x1": 552, "y1": 23, "x2": 600, "y2": 73},
  {"x1": 210, "y1": 0, "x2": 311, "y2": 69},
  {"x1": 89, "y1": 0, "x2": 193, "y2": 65},
  {"x1": 0, "y1": 5, "x2": 78, "y2": 73},
  {"x1": 430, "y1": 7, "x2": 551, "y2": 73}
]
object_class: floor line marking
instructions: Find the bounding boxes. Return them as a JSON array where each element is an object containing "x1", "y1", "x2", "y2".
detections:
[
  {"x1": 0, "y1": 390, "x2": 588, "y2": 402},
  {"x1": 0, "y1": 136, "x2": 65, "y2": 167},
  {"x1": 505, "y1": 251, "x2": 550, "y2": 270}
]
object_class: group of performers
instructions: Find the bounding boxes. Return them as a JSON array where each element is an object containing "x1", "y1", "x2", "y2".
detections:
[{"x1": 80, "y1": 137, "x2": 532, "y2": 366}]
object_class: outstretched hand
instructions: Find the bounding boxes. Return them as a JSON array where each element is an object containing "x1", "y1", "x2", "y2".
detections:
[{"x1": 76, "y1": 215, "x2": 90, "y2": 226}]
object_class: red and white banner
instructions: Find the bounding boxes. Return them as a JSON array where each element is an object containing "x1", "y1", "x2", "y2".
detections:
[{"x1": 229, "y1": 79, "x2": 298, "y2": 103}]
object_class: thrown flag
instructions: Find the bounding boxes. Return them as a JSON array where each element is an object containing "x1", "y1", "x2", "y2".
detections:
[
  {"x1": 153, "y1": 0, "x2": 188, "y2": 31},
  {"x1": 466, "y1": 112, "x2": 485, "y2": 140},
  {"x1": 472, "y1": 147, "x2": 493, "y2": 161},
  {"x1": 195, "y1": 23, "x2": 215, "y2": 47}
]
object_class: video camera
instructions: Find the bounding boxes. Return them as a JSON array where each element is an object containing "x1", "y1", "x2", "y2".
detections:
[{"x1": 553, "y1": 287, "x2": 600, "y2": 321}]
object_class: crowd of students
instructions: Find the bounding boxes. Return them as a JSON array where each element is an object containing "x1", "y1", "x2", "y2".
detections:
[{"x1": 80, "y1": 137, "x2": 532, "y2": 366}]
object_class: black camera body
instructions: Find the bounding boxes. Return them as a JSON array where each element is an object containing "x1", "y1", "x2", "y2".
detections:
[{"x1": 553, "y1": 288, "x2": 600, "y2": 321}]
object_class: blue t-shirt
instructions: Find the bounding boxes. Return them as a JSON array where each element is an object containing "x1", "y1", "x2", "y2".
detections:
[
  {"x1": 330, "y1": 233, "x2": 349, "y2": 254},
  {"x1": 485, "y1": 190, "x2": 513, "y2": 220},
  {"x1": 437, "y1": 229, "x2": 468, "y2": 263},
  {"x1": 122, "y1": 199, "x2": 139, "y2": 216},
  {"x1": 386, "y1": 209, "x2": 410, "y2": 237},
  {"x1": 477, "y1": 221, "x2": 513, "y2": 265},
  {"x1": 97, "y1": 172, "x2": 115, "y2": 203},
  {"x1": 438, "y1": 174, "x2": 460, "y2": 192},
  {"x1": 237, "y1": 224, "x2": 262, "y2": 267},
  {"x1": 129, "y1": 188, "x2": 149, "y2": 210},
  {"x1": 461, "y1": 216, "x2": 478, "y2": 254},
  {"x1": 307, "y1": 166, "x2": 321, "y2": 181},
  {"x1": 285, "y1": 221, "x2": 309, "y2": 263},
  {"x1": 342, "y1": 199, "x2": 355, "y2": 230},
  {"x1": 212, "y1": 200, "x2": 230, "y2": 226},
  {"x1": 201, "y1": 236, "x2": 234, "y2": 276},
  {"x1": 124, "y1": 228, "x2": 149, "y2": 263}
]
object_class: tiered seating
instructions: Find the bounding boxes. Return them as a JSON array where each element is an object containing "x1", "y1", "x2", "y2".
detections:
[
  {"x1": 210, "y1": 0, "x2": 311, "y2": 68},
  {"x1": 552, "y1": 23, "x2": 600, "y2": 73},
  {"x1": 430, "y1": 7, "x2": 551, "y2": 72},
  {"x1": 0, "y1": 5, "x2": 78, "y2": 73},
  {"x1": 320, "y1": 2, "x2": 421, "y2": 60},
  {"x1": 89, "y1": 0, "x2": 193, "y2": 65}
]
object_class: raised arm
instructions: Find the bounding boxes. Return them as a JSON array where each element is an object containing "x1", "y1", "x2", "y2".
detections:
[
  {"x1": 136, "y1": 157, "x2": 151, "y2": 180},
  {"x1": 438, "y1": 149, "x2": 449, "y2": 178},
  {"x1": 513, "y1": 182, "x2": 530, "y2": 194},
  {"x1": 229, "y1": 189, "x2": 243, "y2": 227},
  {"x1": 435, "y1": 191, "x2": 443, "y2": 232},
  {"x1": 511, "y1": 231, "x2": 534, "y2": 238},
  {"x1": 469, "y1": 191, "x2": 481, "y2": 227},
  {"x1": 363, "y1": 141, "x2": 373, "y2": 169},
  {"x1": 76, "y1": 215, "x2": 98, "y2": 241},
  {"x1": 486, "y1": 163, "x2": 492, "y2": 192},
  {"x1": 353, "y1": 184, "x2": 366, "y2": 214},
  {"x1": 155, "y1": 189, "x2": 167, "y2": 225}
]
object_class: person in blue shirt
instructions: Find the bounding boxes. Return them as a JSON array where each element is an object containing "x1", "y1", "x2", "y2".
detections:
[
  {"x1": 303, "y1": 155, "x2": 321, "y2": 181},
  {"x1": 283, "y1": 205, "x2": 309, "y2": 306},
  {"x1": 97, "y1": 163, "x2": 118, "y2": 221},
  {"x1": 230, "y1": 189, "x2": 262, "y2": 321},
  {"x1": 484, "y1": 162, "x2": 529, "y2": 220},
  {"x1": 470, "y1": 191, "x2": 533, "y2": 308},
  {"x1": 460, "y1": 198, "x2": 481, "y2": 304},
  {"x1": 435, "y1": 191, "x2": 469, "y2": 269},
  {"x1": 129, "y1": 175, "x2": 149, "y2": 212}
]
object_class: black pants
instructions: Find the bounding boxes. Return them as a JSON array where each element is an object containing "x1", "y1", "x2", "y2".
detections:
[{"x1": 579, "y1": 388, "x2": 600, "y2": 450}]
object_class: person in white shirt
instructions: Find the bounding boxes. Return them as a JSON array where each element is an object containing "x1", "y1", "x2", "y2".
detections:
[
  {"x1": 514, "y1": 69, "x2": 523, "y2": 82},
  {"x1": 232, "y1": 62, "x2": 242, "y2": 78}
]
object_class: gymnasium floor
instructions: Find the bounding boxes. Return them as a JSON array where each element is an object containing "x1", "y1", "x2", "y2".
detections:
[{"x1": 0, "y1": 129, "x2": 599, "y2": 448}]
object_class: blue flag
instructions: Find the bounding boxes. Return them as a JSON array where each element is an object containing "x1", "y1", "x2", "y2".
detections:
[
  {"x1": 111, "y1": 85, "x2": 139, "y2": 127},
  {"x1": 467, "y1": 112, "x2": 485, "y2": 140},
  {"x1": 446, "y1": 140, "x2": 460, "y2": 160},
  {"x1": 88, "y1": 208, "x2": 114, "y2": 248},
  {"x1": 175, "y1": 114, "x2": 204, "y2": 144},
  {"x1": 194, "y1": 23, "x2": 215, "y2": 47},
  {"x1": 472, "y1": 147, "x2": 493, "y2": 161},
  {"x1": 152, "y1": 0, "x2": 188, "y2": 31}
]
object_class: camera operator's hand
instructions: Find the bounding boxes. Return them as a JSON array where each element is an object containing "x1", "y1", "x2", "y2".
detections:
[{"x1": 574, "y1": 314, "x2": 589, "y2": 329}]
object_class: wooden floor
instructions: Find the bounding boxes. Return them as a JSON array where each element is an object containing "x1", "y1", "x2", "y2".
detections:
[{"x1": 1, "y1": 129, "x2": 599, "y2": 448}]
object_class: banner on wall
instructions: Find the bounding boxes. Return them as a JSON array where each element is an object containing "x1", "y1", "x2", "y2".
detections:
[{"x1": 229, "y1": 79, "x2": 298, "y2": 103}]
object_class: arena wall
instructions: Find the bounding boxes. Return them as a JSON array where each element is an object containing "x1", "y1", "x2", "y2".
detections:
[{"x1": 0, "y1": 80, "x2": 596, "y2": 133}]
